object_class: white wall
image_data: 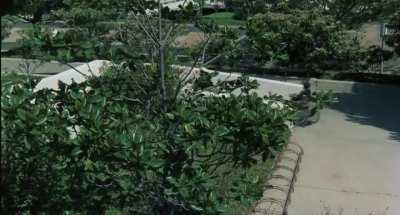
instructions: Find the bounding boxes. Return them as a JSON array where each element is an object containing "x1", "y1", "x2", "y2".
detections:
[{"x1": 34, "y1": 60, "x2": 111, "y2": 91}]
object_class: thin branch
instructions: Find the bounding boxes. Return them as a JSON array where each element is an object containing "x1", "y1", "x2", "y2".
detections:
[
  {"x1": 130, "y1": 9, "x2": 161, "y2": 47},
  {"x1": 137, "y1": 0, "x2": 161, "y2": 42},
  {"x1": 202, "y1": 33, "x2": 246, "y2": 65}
]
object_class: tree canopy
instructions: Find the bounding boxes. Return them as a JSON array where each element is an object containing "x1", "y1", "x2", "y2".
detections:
[{"x1": 245, "y1": 10, "x2": 363, "y2": 71}]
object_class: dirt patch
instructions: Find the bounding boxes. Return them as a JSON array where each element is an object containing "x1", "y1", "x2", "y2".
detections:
[
  {"x1": 174, "y1": 32, "x2": 206, "y2": 48},
  {"x1": 359, "y1": 22, "x2": 381, "y2": 48}
]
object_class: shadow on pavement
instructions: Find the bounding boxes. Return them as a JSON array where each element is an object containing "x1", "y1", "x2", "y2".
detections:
[{"x1": 331, "y1": 83, "x2": 400, "y2": 142}]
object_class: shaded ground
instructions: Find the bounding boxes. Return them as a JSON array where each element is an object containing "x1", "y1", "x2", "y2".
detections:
[
  {"x1": 175, "y1": 32, "x2": 206, "y2": 48},
  {"x1": 288, "y1": 83, "x2": 400, "y2": 215}
]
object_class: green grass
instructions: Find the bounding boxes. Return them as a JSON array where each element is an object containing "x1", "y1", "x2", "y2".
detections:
[{"x1": 201, "y1": 12, "x2": 245, "y2": 26}]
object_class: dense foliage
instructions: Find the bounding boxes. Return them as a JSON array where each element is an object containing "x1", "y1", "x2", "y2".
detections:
[
  {"x1": 286, "y1": 0, "x2": 387, "y2": 27},
  {"x1": 1, "y1": 65, "x2": 296, "y2": 214},
  {"x1": 13, "y1": 1, "x2": 200, "y2": 62},
  {"x1": 2, "y1": 0, "x2": 63, "y2": 22},
  {"x1": 225, "y1": 0, "x2": 397, "y2": 27},
  {"x1": 385, "y1": 10, "x2": 400, "y2": 55},
  {"x1": 15, "y1": 5, "x2": 124, "y2": 61},
  {"x1": 225, "y1": 0, "x2": 266, "y2": 20},
  {"x1": 245, "y1": 10, "x2": 364, "y2": 71},
  {"x1": 1, "y1": 15, "x2": 15, "y2": 41}
]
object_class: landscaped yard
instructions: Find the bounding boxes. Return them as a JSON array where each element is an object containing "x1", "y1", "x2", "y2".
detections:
[{"x1": 201, "y1": 12, "x2": 245, "y2": 26}]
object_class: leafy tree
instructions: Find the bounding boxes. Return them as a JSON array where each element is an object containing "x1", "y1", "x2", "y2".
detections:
[
  {"x1": 4, "y1": 0, "x2": 64, "y2": 23},
  {"x1": 266, "y1": 0, "x2": 397, "y2": 27},
  {"x1": 309, "y1": 0, "x2": 384, "y2": 26},
  {"x1": 385, "y1": 10, "x2": 400, "y2": 55},
  {"x1": 380, "y1": 0, "x2": 400, "y2": 19},
  {"x1": 225, "y1": 0, "x2": 267, "y2": 20},
  {"x1": 245, "y1": 10, "x2": 364, "y2": 72}
]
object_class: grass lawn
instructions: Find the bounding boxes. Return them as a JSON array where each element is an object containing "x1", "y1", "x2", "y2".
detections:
[{"x1": 201, "y1": 12, "x2": 245, "y2": 26}]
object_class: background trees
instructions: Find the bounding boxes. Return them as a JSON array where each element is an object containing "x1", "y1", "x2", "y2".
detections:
[
  {"x1": 225, "y1": 0, "x2": 267, "y2": 20},
  {"x1": 302, "y1": 0, "x2": 385, "y2": 27},
  {"x1": 245, "y1": 10, "x2": 363, "y2": 71},
  {"x1": 385, "y1": 10, "x2": 400, "y2": 55},
  {"x1": 224, "y1": 0, "x2": 398, "y2": 28},
  {"x1": 3, "y1": 0, "x2": 64, "y2": 23}
]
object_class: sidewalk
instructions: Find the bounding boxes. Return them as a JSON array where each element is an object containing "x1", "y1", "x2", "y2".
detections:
[{"x1": 288, "y1": 83, "x2": 400, "y2": 215}]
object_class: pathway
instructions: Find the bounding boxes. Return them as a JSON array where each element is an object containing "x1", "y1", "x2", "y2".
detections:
[{"x1": 288, "y1": 82, "x2": 400, "y2": 215}]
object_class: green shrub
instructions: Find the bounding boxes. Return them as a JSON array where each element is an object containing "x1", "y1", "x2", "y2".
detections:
[
  {"x1": 1, "y1": 15, "x2": 15, "y2": 41},
  {"x1": 17, "y1": 25, "x2": 112, "y2": 61},
  {"x1": 1, "y1": 66, "x2": 296, "y2": 214}
]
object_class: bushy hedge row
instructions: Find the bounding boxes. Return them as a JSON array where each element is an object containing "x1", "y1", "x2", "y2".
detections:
[{"x1": 1, "y1": 67, "x2": 296, "y2": 214}]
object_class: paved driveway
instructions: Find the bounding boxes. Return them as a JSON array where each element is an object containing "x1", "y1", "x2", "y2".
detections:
[{"x1": 288, "y1": 82, "x2": 400, "y2": 215}]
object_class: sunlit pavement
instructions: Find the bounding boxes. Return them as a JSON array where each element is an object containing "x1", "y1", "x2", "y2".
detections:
[{"x1": 288, "y1": 83, "x2": 400, "y2": 215}]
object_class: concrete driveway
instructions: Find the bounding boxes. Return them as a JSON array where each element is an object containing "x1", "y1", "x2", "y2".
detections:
[{"x1": 288, "y1": 81, "x2": 400, "y2": 215}]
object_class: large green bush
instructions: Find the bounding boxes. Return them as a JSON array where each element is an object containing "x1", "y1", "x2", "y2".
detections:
[
  {"x1": 1, "y1": 66, "x2": 296, "y2": 214},
  {"x1": 245, "y1": 10, "x2": 364, "y2": 71}
]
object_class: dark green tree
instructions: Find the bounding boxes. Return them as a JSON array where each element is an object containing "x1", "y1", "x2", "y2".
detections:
[
  {"x1": 4, "y1": 0, "x2": 64, "y2": 23},
  {"x1": 385, "y1": 10, "x2": 400, "y2": 55},
  {"x1": 245, "y1": 10, "x2": 364, "y2": 71},
  {"x1": 225, "y1": 0, "x2": 267, "y2": 20}
]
